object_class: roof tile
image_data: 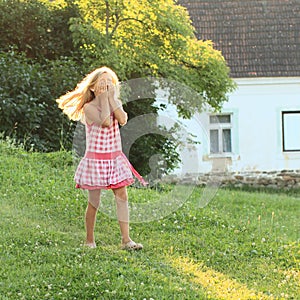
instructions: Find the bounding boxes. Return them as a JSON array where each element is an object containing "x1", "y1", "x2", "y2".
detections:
[{"x1": 178, "y1": 0, "x2": 300, "y2": 77}]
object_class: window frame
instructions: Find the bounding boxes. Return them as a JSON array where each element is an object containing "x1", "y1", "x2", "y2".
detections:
[
  {"x1": 209, "y1": 113, "x2": 233, "y2": 155},
  {"x1": 282, "y1": 110, "x2": 300, "y2": 152}
]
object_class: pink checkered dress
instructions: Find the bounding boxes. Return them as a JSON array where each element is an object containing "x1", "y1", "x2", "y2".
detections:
[{"x1": 74, "y1": 114, "x2": 145, "y2": 190}]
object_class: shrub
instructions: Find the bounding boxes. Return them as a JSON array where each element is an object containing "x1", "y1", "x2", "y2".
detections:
[{"x1": 0, "y1": 50, "x2": 81, "y2": 151}]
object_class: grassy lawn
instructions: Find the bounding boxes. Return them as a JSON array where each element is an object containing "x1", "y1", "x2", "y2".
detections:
[{"x1": 0, "y1": 140, "x2": 299, "y2": 299}]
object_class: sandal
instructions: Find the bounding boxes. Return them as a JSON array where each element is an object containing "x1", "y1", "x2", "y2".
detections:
[
  {"x1": 84, "y1": 242, "x2": 96, "y2": 249},
  {"x1": 121, "y1": 240, "x2": 143, "y2": 251}
]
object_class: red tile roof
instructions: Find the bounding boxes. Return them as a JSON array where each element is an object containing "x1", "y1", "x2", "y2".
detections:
[{"x1": 178, "y1": 0, "x2": 300, "y2": 78}]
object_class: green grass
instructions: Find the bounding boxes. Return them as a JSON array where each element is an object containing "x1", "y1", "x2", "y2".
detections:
[{"x1": 0, "y1": 139, "x2": 299, "y2": 300}]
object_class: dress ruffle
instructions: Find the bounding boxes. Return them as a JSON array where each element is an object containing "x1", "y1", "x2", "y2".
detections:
[
  {"x1": 75, "y1": 178, "x2": 134, "y2": 190},
  {"x1": 74, "y1": 154, "x2": 134, "y2": 189}
]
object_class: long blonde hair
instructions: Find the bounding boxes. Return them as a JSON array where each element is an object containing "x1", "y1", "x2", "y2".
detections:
[{"x1": 56, "y1": 66, "x2": 119, "y2": 121}]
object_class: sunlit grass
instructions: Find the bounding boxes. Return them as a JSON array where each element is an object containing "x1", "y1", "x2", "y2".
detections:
[
  {"x1": 0, "y1": 139, "x2": 299, "y2": 299},
  {"x1": 169, "y1": 256, "x2": 272, "y2": 299}
]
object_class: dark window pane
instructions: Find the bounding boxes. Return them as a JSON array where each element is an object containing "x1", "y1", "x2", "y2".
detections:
[
  {"x1": 223, "y1": 129, "x2": 232, "y2": 152},
  {"x1": 282, "y1": 112, "x2": 300, "y2": 151},
  {"x1": 210, "y1": 129, "x2": 219, "y2": 153},
  {"x1": 210, "y1": 115, "x2": 231, "y2": 124}
]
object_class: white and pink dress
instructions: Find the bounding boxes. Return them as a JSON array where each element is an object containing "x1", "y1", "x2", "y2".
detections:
[{"x1": 75, "y1": 113, "x2": 146, "y2": 190}]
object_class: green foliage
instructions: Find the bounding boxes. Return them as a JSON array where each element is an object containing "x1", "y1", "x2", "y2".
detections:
[
  {"x1": 69, "y1": 0, "x2": 236, "y2": 115},
  {"x1": 0, "y1": 50, "x2": 81, "y2": 151},
  {"x1": 121, "y1": 99, "x2": 181, "y2": 177},
  {"x1": 0, "y1": 0, "x2": 79, "y2": 60},
  {"x1": 0, "y1": 143, "x2": 299, "y2": 299},
  {"x1": 0, "y1": 0, "x2": 236, "y2": 175}
]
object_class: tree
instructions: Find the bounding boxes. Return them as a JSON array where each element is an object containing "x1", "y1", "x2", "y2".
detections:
[
  {"x1": 0, "y1": 0, "x2": 79, "y2": 60},
  {"x1": 68, "y1": 0, "x2": 236, "y2": 176},
  {"x1": 0, "y1": 0, "x2": 236, "y2": 176},
  {"x1": 69, "y1": 0, "x2": 235, "y2": 115}
]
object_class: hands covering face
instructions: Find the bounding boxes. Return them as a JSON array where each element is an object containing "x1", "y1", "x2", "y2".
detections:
[{"x1": 92, "y1": 74, "x2": 115, "y2": 96}]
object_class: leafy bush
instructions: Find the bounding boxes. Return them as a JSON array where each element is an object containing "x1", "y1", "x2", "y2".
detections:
[
  {"x1": 0, "y1": 0, "x2": 235, "y2": 176},
  {"x1": 0, "y1": 49, "x2": 180, "y2": 176},
  {"x1": 0, "y1": 50, "x2": 81, "y2": 151}
]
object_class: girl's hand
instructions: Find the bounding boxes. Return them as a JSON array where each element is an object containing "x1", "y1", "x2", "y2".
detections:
[
  {"x1": 93, "y1": 78, "x2": 114, "y2": 96},
  {"x1": 108, "y1": 85, "x2": 121, "y2": 110},
  {"x1": 93, "y1": 79, "x2": 108, "y2": 96},
  {"x1": 107, "y1": 85, "x2": 127, "y2": 126}
]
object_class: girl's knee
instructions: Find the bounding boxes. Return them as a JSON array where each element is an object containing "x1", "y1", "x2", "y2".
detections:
[
  {"x1": 113, "y1": 187, "x2": 128, "y2": 201},
  {"x1": 88, "y1": 198, "x2": 101, "y2": 210},
  {"x1": 88, "y1": 189, "x2": 101, "y2": 209}
]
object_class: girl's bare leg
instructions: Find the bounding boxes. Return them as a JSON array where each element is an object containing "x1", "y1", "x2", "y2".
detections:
[
  {"x1": 113, "y1": 186, "x2": 131, "y2": 244},
  {"x1": 85, "y1": 189, "x2": 101, "y2": 245}
]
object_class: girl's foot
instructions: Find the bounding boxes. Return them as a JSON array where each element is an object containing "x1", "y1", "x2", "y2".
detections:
[
  {"x1": 84, "y1": 242, "x2": 96, "y2": 249},
  {"x1": 121, "y1": 240, "x2": 143, "y2": 251}
]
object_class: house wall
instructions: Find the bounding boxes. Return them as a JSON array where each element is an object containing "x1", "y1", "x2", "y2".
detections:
[
  {"x1": 219, "y1": 77, "x2": 300, "y2": 172},
  {"x1": 161, "y1": 77, "x2": 300, "y2": 188}
]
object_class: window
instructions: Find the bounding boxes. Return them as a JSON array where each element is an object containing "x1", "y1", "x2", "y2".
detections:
[
  {"x1": 209, "y1": 114, "x2": 232, "y2": 154},
  {"x1": 282, "y1": 111, "x2": 300, "y2": 152}
]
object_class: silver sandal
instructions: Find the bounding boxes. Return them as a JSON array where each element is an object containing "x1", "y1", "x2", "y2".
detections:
[
  {"x1": 84, "y1": 242, "x2": 96, "y2": 249},
  {"x1": 121, "y1": 240, "x2": 143, "y2": 251}
]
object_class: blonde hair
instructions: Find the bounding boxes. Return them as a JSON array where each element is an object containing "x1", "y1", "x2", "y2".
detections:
[{"x1": 56, "y1": 66, "x2": 119, "y2": 121}]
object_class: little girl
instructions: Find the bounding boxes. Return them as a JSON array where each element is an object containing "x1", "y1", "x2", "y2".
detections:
[{"x1": 56, "y1": 66, "x2": 145, "y2": 250}]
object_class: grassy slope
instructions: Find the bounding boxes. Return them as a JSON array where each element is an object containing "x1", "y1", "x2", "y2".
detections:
[{"x1": 0, "y1": 140, "x2": 299, "y2": 300}]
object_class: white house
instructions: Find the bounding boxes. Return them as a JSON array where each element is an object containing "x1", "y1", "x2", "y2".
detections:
[
  {"x1": 173, "y1": 0, "x2": 300, "y2": 188},
  {"x1": 181, "y1": 78, "x2": 300, "y2": 172}
]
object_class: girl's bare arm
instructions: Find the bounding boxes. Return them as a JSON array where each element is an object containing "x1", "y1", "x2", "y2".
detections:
[
  {"x1": 84, "y1": 91, "x2": 111, "y2": 127},
  {"x1": 108, "y1": 87, "x2": 128, "y2": 126}
]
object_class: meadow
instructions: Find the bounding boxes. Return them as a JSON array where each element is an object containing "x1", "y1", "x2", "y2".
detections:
[{"x1": 0, "y1": 139, "x2": 299, "y2": 299}]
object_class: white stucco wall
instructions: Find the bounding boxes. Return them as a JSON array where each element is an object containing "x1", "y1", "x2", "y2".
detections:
[
  {"x1": 157, "y1": 77, "x2": 300, "y2": 175},
  {"x1": 222, "y1": 77, "x2": 300, "y2": 172}
]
